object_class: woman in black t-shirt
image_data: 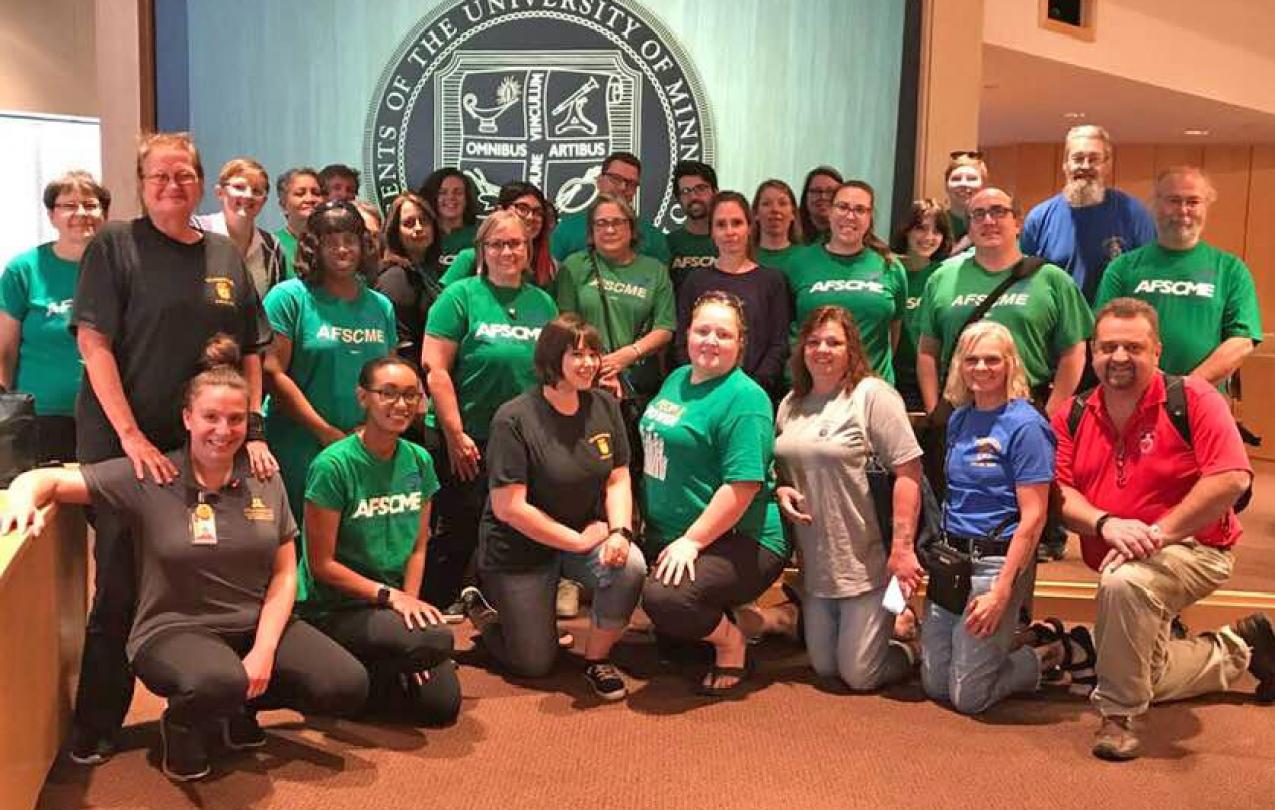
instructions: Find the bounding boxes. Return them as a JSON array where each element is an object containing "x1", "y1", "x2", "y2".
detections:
[{"x1": 461, "y1": 313, "x2": 646, "y2": 700}]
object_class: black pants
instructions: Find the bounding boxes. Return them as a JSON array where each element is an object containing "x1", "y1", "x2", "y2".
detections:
[
  {"x1": 312, "y1": 606, "x2": 461, "y2": 726},
  {"x1": 420, "y1": 426, "x2": 488, "y2": 609},
  {"x1": 74, "y1": 504, "x2": 137, "y2": 741},
  {"x1": 642, "y1": 532, "x2": 786, "y2": 641},
  {"x1": 130, "y1": 621, "x2": 368, "y2": 726},
  {"x1": 34, "y1": 415, "x2": 76, "y2": 465}
]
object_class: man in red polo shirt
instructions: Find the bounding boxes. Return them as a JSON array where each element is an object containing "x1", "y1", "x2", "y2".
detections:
[{"x1": 1054, "y1": 297, "x2": 1274, "y2": 762}]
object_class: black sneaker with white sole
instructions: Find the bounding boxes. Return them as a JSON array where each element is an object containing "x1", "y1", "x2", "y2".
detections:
[
  {"x1": 460, "y1": 586, "x2": 498, "y2": 632},
  {"x1": 68, "y1": 727, "x2": 115, "y2": 766},
  {"x1": 584, "y1": 661, "x2": 627, "y2": 701},
  {"x1": 160, "y1": 711, "x2": 210, "y2": 782},
  {"x1": 221, "y1": 710, "x2": 267, "y2": 750}
]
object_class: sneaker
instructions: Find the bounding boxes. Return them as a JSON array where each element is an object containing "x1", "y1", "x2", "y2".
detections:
[
  {"x1": 1092, "y1": 715, "x2": 1140, "y2": 761},
  {"x1": 221, "y1": 710, "x2": 267, "y2": 750},
  {"x1": 1233, "y1": 611, "x2": 1275, "y2": 703},
  {"x1": 460, "y1": 586, "x2": 498, "y2": 632},
  {"x1": 584, "y1": 661, "x2": 627, "y2": 701},
  {"x1": 160, "y1": 711, "x2": 211, "y2": 781},
  {"x1": 441, "y1": 599, "x2": 467, "y2": 625},
  {"x1": 68, "y1": 728, "x2": 115, "y2": 766},
  {"x1": 556, "y1": 579, "x2": 582, "y2": 618}
]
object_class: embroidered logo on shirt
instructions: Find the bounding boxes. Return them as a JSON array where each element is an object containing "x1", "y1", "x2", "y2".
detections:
[
  {"x1": 244, "y1": 496, "x2": 275, "y2": 522},
  {"x1": 587, "y1": 432, "x2": 614, "y2": 460},
  {"x1": 1103, "y1": 236, "x2": 1128, "y2": 260},
  {"x1": 1139, "y1": 429, "x2": 1155, "y2": 454},
  {"x1": 971, "y1": 436, "x2": 1002, "y2": 468},
  {"x1": 206, "y1": 276, "x2": 236, "y2": 306}
]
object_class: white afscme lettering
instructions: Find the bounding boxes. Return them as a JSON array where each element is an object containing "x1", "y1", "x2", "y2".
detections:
[
  {"x1": 1132, "y1": 279, "x2": 1215, "y2": 297},
  {"x1": 475, "y1": 323, "x2": 542, "y2": 340},
  {"x1": 351, "y1": 492, "x2": 422, "y2": 519},
  {"x1": 316, "y1": 324, "x2": 386, "y2": 344},
  {"x1": 809, "y1": 279, "x2": 884, "y2": 294},
  {"x1": 951, "y1": 293, "x2": 1029, "y2": 307}
]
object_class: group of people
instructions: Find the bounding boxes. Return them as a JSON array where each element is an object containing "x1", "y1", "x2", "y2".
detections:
[{"x1": 0, "y1": 123, "x2": 1271, "y2": 783}]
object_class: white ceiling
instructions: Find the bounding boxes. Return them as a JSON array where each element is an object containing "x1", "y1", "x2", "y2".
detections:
[{"x1": 979, "y1": 44, "x2": 1275, "y2": 145}]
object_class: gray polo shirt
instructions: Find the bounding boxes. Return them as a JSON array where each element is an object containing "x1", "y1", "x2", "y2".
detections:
[{"x1": 82, "y1": 447, "x2": 297, "y2": 660}]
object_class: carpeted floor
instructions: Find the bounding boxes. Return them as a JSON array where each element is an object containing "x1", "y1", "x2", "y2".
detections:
[{"x1": 36, "y1": 614, "x2": 1275, "y2": 810}]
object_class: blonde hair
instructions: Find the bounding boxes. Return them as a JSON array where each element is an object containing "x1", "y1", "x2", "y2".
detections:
[
  {"x1": 1064, "y1": 124, "x2": 1112, "y2": 160},
  {"x1": 942, "y1": 320, "x2": 1032, "y2": 407},
  {"x1": 136, "y1": 132, "x2": 203, "y2": 182},
  {"x1": 473, "y1": 209, "x2": 529, "y2": 276},
  {"x1": 217, "y1": 157, "x2": 268, "y2": 192}
]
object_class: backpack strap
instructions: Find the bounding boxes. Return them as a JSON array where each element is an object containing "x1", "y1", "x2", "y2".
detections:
[
  {"x1": 1162, "y1": 373, "x2": 1192, "y2": 447},
  {"x1": 1066, "y1": 387, "x2": 1095, "y2": 438}
]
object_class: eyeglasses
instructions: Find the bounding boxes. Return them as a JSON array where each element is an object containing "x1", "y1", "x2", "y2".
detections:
[
  {"x1": 53, "y1": 201, "x2": 103, "y2": 214},
  {"x1": 601, "y1": 172, "x2": 639, "y2": 191},
  {"x1": 592, "y1": 217, "x2": 631, "y2": 231},
  {"x1": 949, "y1": 150, "x2": 984, "y2": 160},
  {"x1": 143, "y1": 171, "x2": 200, "y2": 187},
  {"x1": 677, "y1": 182, "x2": 712, "y2": 197},
  {"x1": 222, "y1": 181, "x2": 266, "y2": 200},
  {"x1": 511, "y1": 201, "x2": 545, "y2": 219},
  {"x1": 969, "y1": 206, "x2": 1013, "y2": 222},
  {"x1": 831, "y1": 202, "x2": 871, "y2": 217},
  {"x1": 484, "y1": 238, "x2": 527, "y2": 252},
  {"x1": 366, "y1": 388, "x2": 423, "y2": 406}
]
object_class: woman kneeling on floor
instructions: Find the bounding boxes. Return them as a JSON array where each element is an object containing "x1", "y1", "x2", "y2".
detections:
[
  {"x1": 462, "y1": 313, "x2": 646, "y2": 700},
  {"x1": 1, "y1": 338, "x2": 367, "y2": 781},
  {"x1": 300, "y1": 356, "x2": 461, "y2": 725}
]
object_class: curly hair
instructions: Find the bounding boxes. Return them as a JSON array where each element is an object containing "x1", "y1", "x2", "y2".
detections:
[{"x1": 294, "y1": 201, "x2": 379, "y2": 285}]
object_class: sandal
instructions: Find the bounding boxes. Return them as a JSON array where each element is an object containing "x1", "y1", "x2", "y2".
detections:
[
  {"x1": 696, "y1": 657, "x2": 754, "y2": 698},
  {"x1": 1063, "y1": 626, "x2": 1097, "y2": 689}
]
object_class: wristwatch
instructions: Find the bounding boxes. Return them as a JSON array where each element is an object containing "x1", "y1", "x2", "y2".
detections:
[
  {"x1": 1094, "y1": 513, "x2": 1113, "y2": 540},
  {"x1": 376, "y1": 585, "x2": 391, "y2": 607},
  {"x1": 608, "y1": 526, "x2": 635, "y2": 542}
]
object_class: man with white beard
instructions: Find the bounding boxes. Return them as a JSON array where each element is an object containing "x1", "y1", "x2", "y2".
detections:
[{"x1": 1021, "y1": 125, "x2": 1155, "y2": 303}]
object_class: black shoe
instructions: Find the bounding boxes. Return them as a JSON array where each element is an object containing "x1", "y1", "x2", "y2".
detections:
[
  {"x1": 441, "y1": 599, "x2": 467, "y2": 625},
  {"x1": 1234, "y1": 611, "x2": 1275, "y2": 703},
  {"x1": 460, "y1": 586, "x2": 498, "y2": 632},
  {"x1": 1170, "y1": 615, "x2": 1190, "y2": 640},
  {"x1": 68, "y1": 727, "x2": 115, "y2": 766},
  {"x1": 221, "y1": 710, "x2": 267, "y2": 750},
  {"x1": 584, "y1": 661, "x2": 628, "y2": 701},
  {"x1": 160, "y1": 711, "x2": 210, "y2": 782}
]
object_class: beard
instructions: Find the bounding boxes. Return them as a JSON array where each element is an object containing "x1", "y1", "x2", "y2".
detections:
[{"x1": 1064, "y1": 175, "x2": 1106, "y2": 207}]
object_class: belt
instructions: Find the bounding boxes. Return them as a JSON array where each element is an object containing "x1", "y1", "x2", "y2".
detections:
[{"x1": 943, "y1": 534, "x2": 1012, "y2": 557}]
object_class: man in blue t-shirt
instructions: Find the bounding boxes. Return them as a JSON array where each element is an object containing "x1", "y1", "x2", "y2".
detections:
[{"x1": 1021, "y1": 125, "x2": 1155, "y2": 302}]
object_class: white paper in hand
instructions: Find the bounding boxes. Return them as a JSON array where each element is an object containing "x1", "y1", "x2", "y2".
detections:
[{"x1": 882, "y1": 575, "x2": 907, "y2": 615}]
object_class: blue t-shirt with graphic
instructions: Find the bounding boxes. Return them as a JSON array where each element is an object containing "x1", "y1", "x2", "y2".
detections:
[
  {"x1": 1020, "y1": 188, "x2": 1155, "y2": 301},
  {"x1": 943, "y1": 398, "x2": 1055, "y2": 540}
]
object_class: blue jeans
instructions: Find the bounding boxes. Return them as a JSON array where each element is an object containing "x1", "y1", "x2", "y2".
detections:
[
  {"x1": 921, "y1": 555, "x2": 1039, "y2": 714},
  {"x1": 804, "y1": 588, "x2": 911, "y2": 691}
]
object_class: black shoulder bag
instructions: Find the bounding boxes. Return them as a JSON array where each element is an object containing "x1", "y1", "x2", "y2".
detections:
[{"x1": 0, "y1": 387, "x2": 37, "y2": 486}]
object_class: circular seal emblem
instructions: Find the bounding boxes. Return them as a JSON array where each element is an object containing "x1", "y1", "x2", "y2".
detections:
[{"x1": 364, "y1": 0, "x2": 715, "y2": 230}]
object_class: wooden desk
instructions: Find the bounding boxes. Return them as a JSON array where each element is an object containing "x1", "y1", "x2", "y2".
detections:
[{"x1": 0, "y1": 500, "x2": 87, "y2": 810}]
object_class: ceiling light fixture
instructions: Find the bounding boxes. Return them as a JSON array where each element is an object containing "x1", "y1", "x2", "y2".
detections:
[
  {"x1": 1063, "y1": 112, "x2": 1086, "y2": 119},
  {"x1": 1183, "y1": 128, "x2": 1210, "y2": 136}
]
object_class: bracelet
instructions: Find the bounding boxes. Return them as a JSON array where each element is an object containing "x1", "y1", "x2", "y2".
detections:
[
  {"x1": 1094, "y1": 513, "x2": 1113, "y2": 540},
  {"x1": 246, "y1": 412, "x2": 266, "y2": 442},
  {"x1": 629, "y1": 343, "x2": 642, "y2": 361},
  {"x1": 608, "y1": 526, "x2": 635, "y2": 542}
]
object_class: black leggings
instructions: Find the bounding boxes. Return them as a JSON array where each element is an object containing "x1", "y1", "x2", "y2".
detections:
[
  {"x1": 642, "y1": 532, "x2": 786, "y2": 641},
  {"x1": 312, "y1": 606, "x2": 461, "y2": 726},
  {"x1": 130, "y1": 621, "x2": 368, "y2": 726},
  {"x1": 420, "y1": 426, "x2": 488, "y2": 608}
]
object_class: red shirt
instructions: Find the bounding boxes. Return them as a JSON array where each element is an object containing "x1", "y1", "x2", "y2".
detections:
[{"x1": 1052, "y1": 373, "x2": 1251, "y2": 571}]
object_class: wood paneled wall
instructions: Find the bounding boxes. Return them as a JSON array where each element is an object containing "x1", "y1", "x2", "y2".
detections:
[{"x1": 983, "y1": 143, "x2": 1275, "y2": 459}]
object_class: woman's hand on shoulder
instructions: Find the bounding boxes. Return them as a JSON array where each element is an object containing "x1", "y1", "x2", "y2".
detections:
[
  {"x1": 775, "y1": 486, "x2": 813, "y2": 525},
  {"x1": 120, "y1": 428, "x2": 178, "y2": 484},
  {"x1": 245, "y1": 440, "x2": 279, "y2": 480}
]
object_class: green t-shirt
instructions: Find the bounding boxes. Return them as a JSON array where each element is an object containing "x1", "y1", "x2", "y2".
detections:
[
  {"x1": 263, "y1": 278, "x2": 396, "y2": 519},
  {"x1": 784, "y1": 245, "x2": 908, "y2": 383},
  {"x1": 918, "y1": 256, "x2": 1093, "y2": 387},
  {"x1": 638, "y1": 366, "x2": 787, "y2": 558},
  {"x1": 423, "y1": 275, "x2": 558, "y2": 440},
  {"x1": 0, "y1": 244, "x2": 82, "y2": 415},
  {"x1": 665, "y1": 228, "x2": 717, "y2": 292},
  {"x1": 894, "y1": 259, "x2": 943, "y2": 388},
  {"x1": 1094, "y1": 240, "x2": 1262, "y2": 377},
  {"x1": 549, "y1": 210, "x2": 671, "y2": 265},
  {"x1": 757, "y1": 244, "x2": 806, "y2": 280},
  {"x1": 950, "y1": 213, "x2": 968, "y2": 241},
  {"x1": 554, "y1": 251, "x2": 676, "y2": 395},
  {"x1": 439, "y1": 223, "x2": 479, "y2": 268},
  {"x1": 298, "y1": 434, "x2": 441, "y2": 613},
  {"x1": 274, "y1": 227, "x2": 299, "y2": 280}
]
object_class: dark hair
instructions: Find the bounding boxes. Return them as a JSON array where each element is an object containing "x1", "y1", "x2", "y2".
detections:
[
  {"x1": 798, "y1": 165, "x2": 843, "y2": 240},
  {"x1": 602, "y1": 151, "x2": 642, "y2": 175},
  {"x1": 534, "y1": 313, "x2": 605, "y2": 386},
  {"x1": 834, "y1": 181, "x2": 893, "y2": 261},
  {"x1": 889, "y1": 198, "x2": 954, "y2": 259},
  {"x1": 497, "y1": 181, "x2": 557, "y2": 287},
  {"x1": 358, "y1": 355, "x2": 422, "y2": 389},
  {"x1": 789, "y1": 306, "x2": 873, "y2": 398},
  {"x1": 751, "y1": 178, "x2": 803, "y2": 246},
  {"x1": 295, "y1": 201, "x2": 378, "y2": 284},
  {"x1": 319, "y1": 163, "x2": 360, "y2": 192},
  {"x1": 708, "y1": 191, "x2": 756, "y2": 262},
  {"x1": 586, "y1": 192, "x2": 639, "y2": 251},
  {"x1": 690, "y1": 290, "x2": 748, "y2": 364},
  {"x1": 417, "y1": 167, "x2": 480, "y2": 229},
  {"x1": 673, "y1": 160, "x2": 718, "y2": 192},
  {"x1": 276, "y1": 167, "x2": 323, "y2": 201},
  {"x1": 184, "y1": 334, "x2": 247, "y2": 408},
  {"x1": 382, "y1": 192, "x2": 440, "y2": 267},
  {"x1": 43, "y1": 170, "x2": 111, "y2": 215},
  {"x1": 1093, "y1": 296, "x2": 1161, "y2": 337}
]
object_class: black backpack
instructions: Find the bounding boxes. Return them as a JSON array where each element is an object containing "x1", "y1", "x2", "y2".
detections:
[{"x1": 1066, "y1": 373, "x2": 1251, "y2": 513}]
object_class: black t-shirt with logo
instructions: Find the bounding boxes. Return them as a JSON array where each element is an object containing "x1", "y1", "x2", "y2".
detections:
[
  {"x1": 478, "y1": 387, "x2": 630, "y2": 571},
  {"x1": 72, "y1": 218, "x2": 272, "y2": 462}
]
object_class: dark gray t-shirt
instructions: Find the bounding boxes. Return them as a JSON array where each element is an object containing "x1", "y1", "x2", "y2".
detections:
[{"x1": 82, "y1": 448, "x2": 298, "y2": 659}]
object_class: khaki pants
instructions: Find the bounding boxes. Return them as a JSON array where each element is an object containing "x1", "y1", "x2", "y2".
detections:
[{"x1": 1092, "y1": 540, "x2": 1251, "y2": 717}]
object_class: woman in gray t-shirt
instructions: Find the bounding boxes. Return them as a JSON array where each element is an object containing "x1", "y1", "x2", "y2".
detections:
[{"x1": 772, "y1": 305, "x2": 924, "y2": 690}]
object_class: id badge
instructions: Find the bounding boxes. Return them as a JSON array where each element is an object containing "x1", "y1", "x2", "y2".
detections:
[{"x1": 191, "y1": 502, "x2": 218, "y2": 546}]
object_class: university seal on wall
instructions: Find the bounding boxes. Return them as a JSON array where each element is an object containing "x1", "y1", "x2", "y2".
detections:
[{"x1": 364, "y1": 0, "x2": 715, "y2": 229}]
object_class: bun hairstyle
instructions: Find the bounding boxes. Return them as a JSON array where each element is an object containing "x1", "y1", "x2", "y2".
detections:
[
  {"x1": 184, "y1": 333, "x2": 248, "y2": 408},
  {"x1": 295, "y1": 200, "x2": 379, "y2": 285}
]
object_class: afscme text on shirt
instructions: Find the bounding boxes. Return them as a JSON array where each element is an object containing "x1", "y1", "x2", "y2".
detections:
[
  {"x1": 317, "y1": 324, "x2": 387, "y2": 343},
  {"x1": 809, "y1": 279, "x2": 884, "y2": 294},
  {"x1": 475, "y1": 322, "x2": 543, "y2": 340},
  {"x1": 1132, "y1": 279, "x2": 1215, "y2": 297},
  {"x1": 950, "y1": 292, "x2": 1030, "y2": 308},
  {"x1": 351, "y1": 492, "x2": 422, "y2": 519}
]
